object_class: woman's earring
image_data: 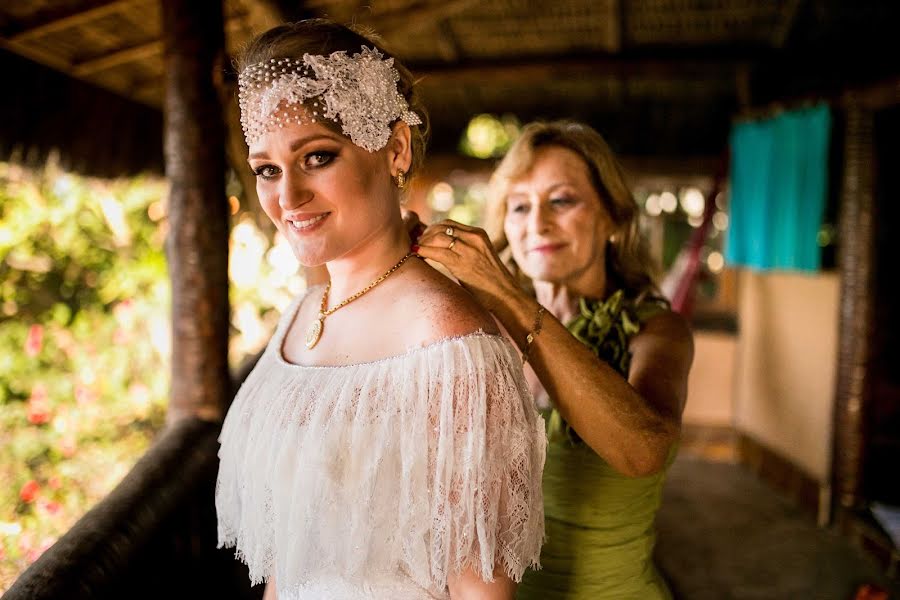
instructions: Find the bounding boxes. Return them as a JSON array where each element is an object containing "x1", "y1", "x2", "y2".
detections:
[{"x1": 394, "y1": 169, "x2": 407, "y2": 190}]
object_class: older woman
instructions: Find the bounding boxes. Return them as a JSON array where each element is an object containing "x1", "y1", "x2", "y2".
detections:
[{"x1": 415, "y1": 121, "x2": 693, "y2": 599}]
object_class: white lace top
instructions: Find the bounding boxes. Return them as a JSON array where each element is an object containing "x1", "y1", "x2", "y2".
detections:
[{"x1": 216, "y1": 292, "x2": 546, "y2": 599}]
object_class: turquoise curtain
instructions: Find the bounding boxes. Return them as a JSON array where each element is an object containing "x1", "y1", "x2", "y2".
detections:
[{"x1": 726, "y1": 104, "x2": 831, "y2": 271}]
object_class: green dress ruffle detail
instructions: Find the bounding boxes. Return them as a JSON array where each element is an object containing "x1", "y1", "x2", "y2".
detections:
[{"x1": 518, "y1": 291, "x2": 675, "y2": 600}]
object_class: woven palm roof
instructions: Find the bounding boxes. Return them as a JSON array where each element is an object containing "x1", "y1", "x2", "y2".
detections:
[{"x1": 1, "y1": 0, "x2": 898, "y2": 174}]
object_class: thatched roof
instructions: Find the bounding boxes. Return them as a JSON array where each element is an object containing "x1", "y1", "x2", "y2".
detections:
[
  {"x1": 2, "y1": 0, "x2": 899, "y2": 176},
  {"x1": 0, "y1": 48, "x2": 163, "y2": 177}
]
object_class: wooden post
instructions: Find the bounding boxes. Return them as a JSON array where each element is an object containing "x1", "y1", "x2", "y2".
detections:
[
  {"x1": 830, "y1": 100, "x2": 876, "y2": 524},
  {"x1": 161, "y1": 0, "x2": 230, "y2": 422}
]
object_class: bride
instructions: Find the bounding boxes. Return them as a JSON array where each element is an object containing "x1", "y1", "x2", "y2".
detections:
[{"x1": 215, "y1": 19, "x2": 546, "y2": 600}]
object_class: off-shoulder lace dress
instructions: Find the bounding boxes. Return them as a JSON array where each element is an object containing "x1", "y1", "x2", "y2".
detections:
[{"x1": 216, "y1": 291, "x2": 547, "y2": 599}]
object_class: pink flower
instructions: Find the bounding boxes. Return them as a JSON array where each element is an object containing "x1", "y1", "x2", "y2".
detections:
[
  {"x1": 29, "y1": 383, "x2": 48, "y2": 403},
  {"x1": 75, "y1": 384, "x2": 96, "y2": 406},
  {"x1": 39, "y1": 500, "x2": 61, "y2": 515},
  {"x1": 19, "y1": 480, "x2": 40, "y2": 503},
  {"x1": 53, "y1": 330, "x2": 76, "y2": 359},
  {"x1": 26, "y1": 402, "x2": 51, "y2": 425},
  {"x1": 59, "y1": 437, "x2": 77, "y2": 458},
  {"x1": 112, "y1": 327, "x2": 130, "y2": 345},
  {"x1": 27, "y1": 386, "x2": 52, "y2": 425},
  {"x1": 25, "y1": 324, "x2": 43, "y2": 357},
  {"x1": 48, "y1": 476, "x2": 62, "y2": 490}
]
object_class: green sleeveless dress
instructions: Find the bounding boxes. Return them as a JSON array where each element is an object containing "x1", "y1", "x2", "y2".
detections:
[{"x1": 518, "y1": 290, "x2": 675, "y2": 600}]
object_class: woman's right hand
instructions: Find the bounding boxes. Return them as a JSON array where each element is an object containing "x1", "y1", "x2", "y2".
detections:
[{"x1": 413, "y1": 219, "x2": 522, "y2": 314}]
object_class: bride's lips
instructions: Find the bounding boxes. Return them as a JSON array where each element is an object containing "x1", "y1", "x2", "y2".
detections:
[{"x1": 285, "y1": 212, "x2": 331, "y2": 234}]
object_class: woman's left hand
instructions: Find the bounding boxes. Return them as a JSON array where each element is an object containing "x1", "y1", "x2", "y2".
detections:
[{"x1": 414, "y1": 219, "x2": 520, "y2": 313}]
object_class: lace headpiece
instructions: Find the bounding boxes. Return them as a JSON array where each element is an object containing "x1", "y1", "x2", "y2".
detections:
[{"x1": 238, "y1": 46, "x2": 422, "y2": 152}]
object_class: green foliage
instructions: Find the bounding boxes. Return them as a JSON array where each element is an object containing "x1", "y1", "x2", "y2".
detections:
[
  {"x1": 0, "y1": 159, "x2": 306, "y2": 592},
  {"x1": 0, "y1": 160, "x2": 170, "y2": 591},
  {"x1": 458, "y1": 113, "x2": 521, "y2": 159}
]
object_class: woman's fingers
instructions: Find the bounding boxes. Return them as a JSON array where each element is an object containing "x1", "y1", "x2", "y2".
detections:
[
  {"x1": 415, "y1": 219, "x2": 517, "y2": 312},
  {"x1": 414, "y1": 242, "x2": 460, "y2": 265},
  {"x1": 419, "y1": 230, "x2": 463, "y2": 251},
  {"x1": 433, "y1": 219, "x2": 491, "y2": 249},
  {"x1": 418, "y1": 220, "x2": 485, "y2": 251},
  {"x1": 432, "y1": 219, "x2": 478, "y2": 238}
]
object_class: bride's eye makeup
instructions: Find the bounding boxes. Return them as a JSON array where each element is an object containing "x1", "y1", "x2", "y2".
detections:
[
  {"x1": 253, "y1": 164, "x2": 281, "y2": 180},
  {"x1": 303, "y1": 149, "x2": 337, "y2": 169},
  {"x1": 249, "y1": 147, "x2": 338, "y2": 180}
]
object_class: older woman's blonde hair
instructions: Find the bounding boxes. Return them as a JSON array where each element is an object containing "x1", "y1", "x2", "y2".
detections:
[{"x1": 486, "y1": 121, "x2": 664, "y2": 303}]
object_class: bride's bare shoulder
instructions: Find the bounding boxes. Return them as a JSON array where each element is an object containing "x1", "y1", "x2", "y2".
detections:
[{"x1": 394, "y1": 259, "x2": 500, "y2": 343}]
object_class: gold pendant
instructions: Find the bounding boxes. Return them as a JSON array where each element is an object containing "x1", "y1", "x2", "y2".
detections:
[{"x1": 305, "y1": 318, "x2": 324, "y2": 349}]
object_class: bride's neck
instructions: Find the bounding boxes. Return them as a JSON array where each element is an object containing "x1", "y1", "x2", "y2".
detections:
[{"x1": 326, "y1": 221, "x2": 410, "y2": 300}]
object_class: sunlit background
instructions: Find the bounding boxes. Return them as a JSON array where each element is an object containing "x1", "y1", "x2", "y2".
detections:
[{"x1": 0, "y1": 157, "x2": 304, "y2": 588}]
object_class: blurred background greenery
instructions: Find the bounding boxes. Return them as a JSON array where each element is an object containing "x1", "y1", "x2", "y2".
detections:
[{"x1": 0, "y1": 158, "x2": 303, "y2": 591}]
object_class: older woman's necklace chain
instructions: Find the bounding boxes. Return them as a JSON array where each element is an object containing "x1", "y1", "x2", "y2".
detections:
[{"x1": 305, "y1": 252, "x2": 415, "y2": 349}]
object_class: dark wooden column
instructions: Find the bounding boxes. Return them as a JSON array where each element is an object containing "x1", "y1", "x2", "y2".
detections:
[
  {"x1": 161, "y1": 0, "x2": 230, "y2": 422},
  {"x1": 830, "y1": 100, "x2": 876, "y2": 523}
]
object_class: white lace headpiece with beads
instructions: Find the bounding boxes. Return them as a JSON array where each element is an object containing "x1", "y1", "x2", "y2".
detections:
[{"x1": 238, "y1": 46, "x2": 422, "y2": 152}]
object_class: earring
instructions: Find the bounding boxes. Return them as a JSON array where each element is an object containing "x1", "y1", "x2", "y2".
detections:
[{"x1": 394, "y1": 169, "x2": 407, "y2": 190}]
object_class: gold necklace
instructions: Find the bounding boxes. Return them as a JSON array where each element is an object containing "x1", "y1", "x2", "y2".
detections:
[{"x1": 305, "y1": 252, "x2": 415, "y2": 349}]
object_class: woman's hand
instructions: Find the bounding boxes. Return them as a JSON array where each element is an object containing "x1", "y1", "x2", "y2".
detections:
[
  {"x1": 416, "y1": 223, "x2": 690, "y2": 478},
  {"x1": 414, "y1": 219, "x2": 520, "y2": 313}
]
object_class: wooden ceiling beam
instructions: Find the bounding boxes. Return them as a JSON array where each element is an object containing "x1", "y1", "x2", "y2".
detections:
[
  {"x1": 71, "y1": 16, "x2": 246, "y2": 77},
  {"x1": 846, "y1": 77, "x2": 900, "y2": 110},
  {"x1": 239, "y1": 0, "x2": 286, "y2": 34},
  {"x1": 434, "y1": 20, "x2": 461, "y2": 63},
  {"x1": 0, "y1": 37, "x2": 72, "y2": 72},
  {"x1": 361, "y1": 0, "x2": 482, "y2": 35},
  {"x1": 73, "y1": 39, "x2": 161, "y2": 76},
  {"x1": 411, "y1": 54, "x2": 746, "y2": 86},
  {"x1": 609, "y1": 0, "x2": 623, "y2": 53},
  {"x1": 773, "y1": 0, "x2": 804, "y2": 48},
  {"x1": 9, "y1": 0, "x2": 133, "y2": 42}
]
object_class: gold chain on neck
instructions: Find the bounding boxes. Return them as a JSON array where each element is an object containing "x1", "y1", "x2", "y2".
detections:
[{"x1": 305, "y1": 252, "x2": 415, "y2": 349}]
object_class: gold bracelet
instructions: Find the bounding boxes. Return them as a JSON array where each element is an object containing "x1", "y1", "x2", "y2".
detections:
[{"x1": 522, "y1": 305, "x2": 546, "y2": 365}]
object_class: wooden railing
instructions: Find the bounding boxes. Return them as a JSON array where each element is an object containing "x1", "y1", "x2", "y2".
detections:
[{"x1": 3, "y1": 354, "x2": 264, "y2": 600}]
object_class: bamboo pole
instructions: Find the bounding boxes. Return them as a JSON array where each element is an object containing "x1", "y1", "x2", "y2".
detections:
[
  {"x1": 830, "y1": 100, "x2": 876, "y2": 523},
  {"x1": 161, "y1": 0, "x2": 230, "y2": 422}
]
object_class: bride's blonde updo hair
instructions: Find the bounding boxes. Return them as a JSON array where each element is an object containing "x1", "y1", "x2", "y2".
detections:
[
  {"x1": 236, "y1": 18, "x2": 429, "y2": 179},
  {"x1": 487, "y1": 120, "x2": 663, "y2": 303}
]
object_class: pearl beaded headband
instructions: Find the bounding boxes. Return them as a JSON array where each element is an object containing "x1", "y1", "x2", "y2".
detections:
[{"x1": 237, "y1": 46, "x2": 422, "y2": 152}]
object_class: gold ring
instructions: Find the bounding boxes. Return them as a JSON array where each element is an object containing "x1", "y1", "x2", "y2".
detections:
[
  {"x1": 448, "y1": 237, "x2": 457, "y2": 250},
  {"x1": 445, "y1": 226, "x2": 455, "y2": 237}
]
